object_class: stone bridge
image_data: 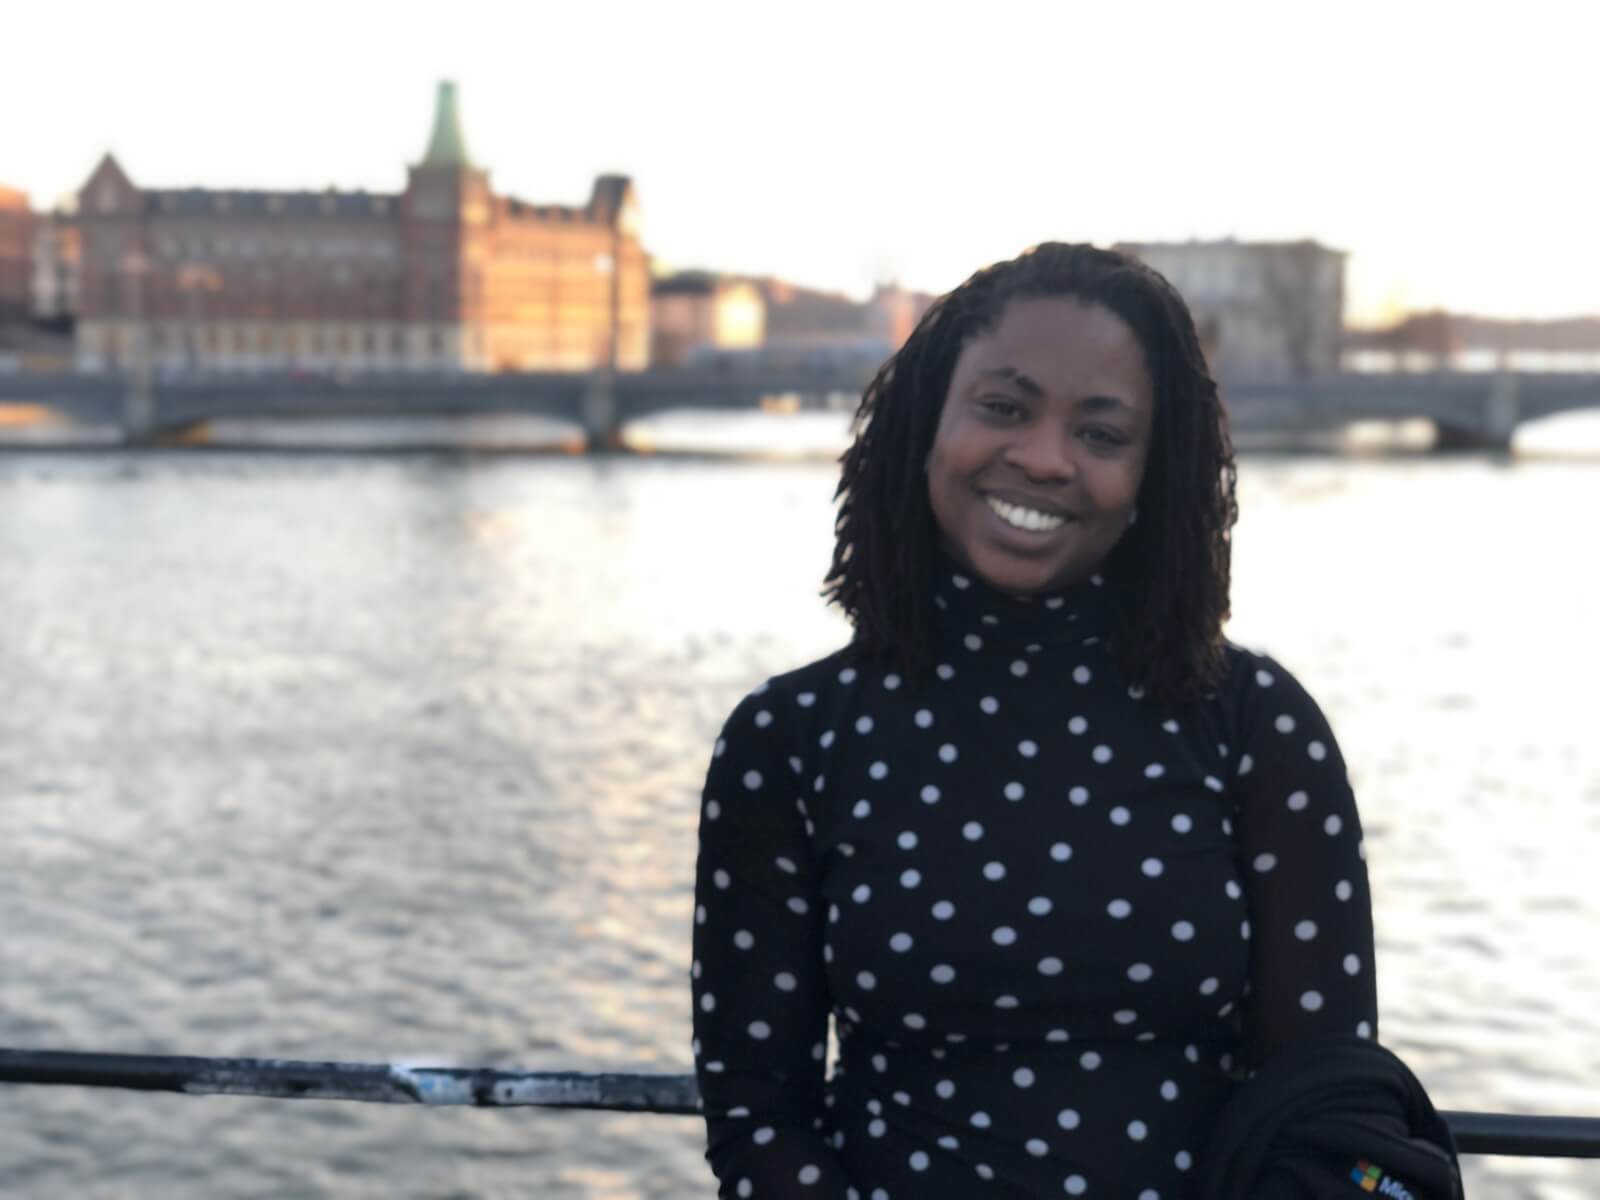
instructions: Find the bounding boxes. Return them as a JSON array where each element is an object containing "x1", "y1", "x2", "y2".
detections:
[{"x1": 2, "y1": 368, "x2": 1596, "y2": 451}]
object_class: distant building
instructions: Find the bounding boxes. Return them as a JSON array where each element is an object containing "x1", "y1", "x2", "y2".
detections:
[
  {"x1": 70, "y1": 81, "x2": 648, "y2": 374},
  {"x1": 0, "y1": 185, "x2": 33, "y2": 328},
  {"x1": 649, "y1": 271, "x2": 764, "y2": 366},
  {"x1": 1114, "y1": 239, "x2": 1345, "y2": 378},
  {"x1": 31, "y1": 207, "x2": 81, "y2": 325},
  {"x1": 865, "y1": 282, "x2": 937, "y2": 349}
]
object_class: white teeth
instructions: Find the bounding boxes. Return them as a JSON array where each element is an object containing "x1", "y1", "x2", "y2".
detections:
[{"x1": 987, "y1": 497, "x2": 1065, "y2": 533}]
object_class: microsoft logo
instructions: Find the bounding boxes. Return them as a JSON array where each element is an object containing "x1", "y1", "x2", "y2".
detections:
[{"x1": 1350, "y1": 1159, "x2": 1414, "y2": 1199}]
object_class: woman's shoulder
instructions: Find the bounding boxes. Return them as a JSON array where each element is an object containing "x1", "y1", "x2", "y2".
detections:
[{"x1": 713, "y1": 644, "x2": 864, "y2": 734}]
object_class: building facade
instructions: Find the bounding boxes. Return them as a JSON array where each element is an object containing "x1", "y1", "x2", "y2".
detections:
[
  {"x1": 72, "y1": 82, "x2": 649, "y2": 374},
  {"x1": 649, "y1": 271, "x2": 765, "y2": 366},
  {"x1": 0, "y1": 186, "x2": 33, "y2": 328},
  {"x1": 1114, "y1": 239, "x2": 1346, "y2": 378}
]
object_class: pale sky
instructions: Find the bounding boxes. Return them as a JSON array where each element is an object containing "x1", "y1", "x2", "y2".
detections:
[{"x1": 6, "y1": 0, "x2": 1597, "y2": 325}]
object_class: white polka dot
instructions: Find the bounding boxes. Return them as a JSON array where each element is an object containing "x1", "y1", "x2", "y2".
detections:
[
  {"x1": 1128, "y1": 962, "x2": 1153, "y2": 982},
  {"x1": 909, "y1": 1150, "x2": 930, "y2": 1171},
  {"x1": 742, "y1": 770, "x2": 762, "y2": 790},
  {"x1": 1057, "y1": 1108, "x2": 1080, "y2": 1130},
  {"x1": 1110, "y1": 806, "x2": 1131, "y2": 825},
  {"x1": 852, "y1": 799, "x2": 871, "y2": 819},
  {"x1": 994, "y1": 994, "x2": 1019, "y2": 1008},
  {"x1": 970, "y1": 1111, "x2": 991, "y2": 1128},
  {"x1": 852, "y1": 884, "x2": 872, "y2": 903},
  {"x1": 980, "y1": 696, "x2": 999, "y2": 714},
  {"x1": 753, "y1": 1125, "x2": 775, "y2": 1144},
  {"x1": 787, "y1": 897, "x2": 808, "y2": 914},
  {"x1": 700, "y1": 992, "x2": 716, "y2": 1012},
  {"x1": 755, "y1": 710, "x2": 773, "y2": 728},
  {"x1": 1144, "y1": 762, "x2": 1164, "y2": 778},
  {"x1": 1199, "y1": 976, "x2": 1219, "y2": 995},
  {"x1": 1013, "y1": 1067, "x2": 1036, "y2": 1087},
  {"x1": 883, "y1": 674, "x2": 901, "y2": 690},
  {"x1": 704, "y1": 800, "x2": 721, "y2": 820},
  {"x1": 1161, "y1": 1080, "x2": 1179, "y2": 1100},
  {"x1": 1176, "y1": 1150, "x2": 1193, "y2": 1170},
  {"x1": 914, "y1": 709, "x2": 934, "y2": 728},
  {"x1": 1068, "y1": 716, "x2": 1088, "y2": 734},
  {"x1": 1171, "y1": 920, "x2": 1195, "y2": 941},
  {"x1": 1274, "y1": 713, "x2": 1296, "y2": 733},
  {"x1": 1253, "y1": 853, "x2": 1277, "y2": 873},
  {"x1": 1171, "y1": 814, "x2": 1193, "y2": 833},
  {"x1": 838, "y1": 668, "x2": 857, "y2": 684},
  {"x1": 1114, "y1": 1009, "x2": 1138, "y2": 1025},
  {"x1": 964, "y1": 634, "x2": 983, "y2": 651},
  {"x1": 855, "y1": 715, "x2": 874, "y2": 734},
  {"x1": 1069, "y1": 786, "x2": 1089, "y2": 806},
  {"x1": 952, "y1": 573, "x2": 971, "y2": 589},
  {"x1": 868, "y1": 1119, "x2": 886, "y2": 1137},
  {"x1": 775, "y1": 856, "x2": 798, "y2": 874},
  {"x1": 920, "y1": 784, "x2": 941, "y2": 804},
  {"x1": 775, "y1": 972, "x2": 798, "y2": 991},
  {"x1": 1344, "y1": 954, "x2": 1362, "y2": 975},
  {"x1": 939, "y1": 743, "x2": 959, "y2": 763},
  {"x1": 1301, "y1": 990, "x2": 1324, "y2": 1012},
  {"x1": 1093, "y1": 744, "x2": 1113, "y2": 764},
  {"x1": 1079, "y1": 1051, "x2": 1102, "y2": 1069},
  {"x1": 820, "y1": 731, "x2": 835, "y2": 749},
  {"x1": 1107, "y1": 898, "x2": 1132, "y2": 918},
  {"x1": 962, "y1": 821, "x2": 984, "y2": 841},
  {"x1": 936, "y1": 1079, "x2": 956, "y2": 1098},
  {"x1": 1073, "y1": 665, "x2": 1092, "y2": 684},
  {"x1": 983, "y1": 861, "x2": 1007, "y2": 881},
  {"x1": 1309, "y1": 740, "x2": 1328, "y2": 761},
  {"x1": 737, "y1": 1180, "x2": 752, "y2": 1198},
  {"x1": 798, "y1": 1164, "x2": 820, "y2": 1185},
  {"x1": 1142, "y1": 857, "x2": 1164, "y2": 878},
  {"x1": 976, "y1": 1165, "x2": 994, "y2": 1180},
  {"x1": 1011, "y1": 659, "x2": 1029, "y2": 677},
  {"x1": 930, "y1": 964, "x2": 956, "y2": 984},
  {"x1": 1357, "y1": 1020, "x2": 1373, "y2": 1039},
  {"x1": 1019, "y1": 739, "x2": 1039, "y2": 758},
  {"x1": 1287, "y1": 790, "x2": 1309, "y2": 811},
  {"x1": 1324, "y1": 815, "x2": 1343, "y2": 836},
  {"x1": 1336, "y1": 879, "x2": 1353, "y2": 901},
  {"x1": 1225, "y1": 880, "x2": 1243, "y2": 900},
  {"x1": 1237, "y1": 753, "x2": 1254, "y2": 776},
  {"x1": 904, "y1": 1013, "x2": 926, "y2": 1030},
  {"x1": 931, "y1": 900, "x2": 956, "y2": 920},
  {"x1": 1204, "y1": 775, "x2": 1224, "y2": 793},
  {"x1": 1028, "y1": 896, "x2": 1053, "y2": 916},
  {"x1": 890, "y1": 932, "x2": 913, "y2": 952},
  {"x1": 1025, "y1": 1137, "x2": 1048, "y2": 1156},
  {"x1": 713, "y1": 869, "x2": 731, "y2": 889},
  {"x1": 734, "y1": 930, "x2": 754, "y2": 949},
  {"x1": 897, "y1": 831, "x2": 918, "y2": 850},
  {"x1": 1128, "y1": 1120, "x2": 1148, "y2": 1140},
  {"x1": 936, "y1": 664, "x2": 955, "y2": 680},
  {"x1": 1051, "y1": 842, "x2": 1073, "y2": 862},
  {"x1": 1066, "y1": 1175, "x2": 1087, "y2": 1194},
  {"x1": 1038, "y1": 957, "x2": 1063, "y2": 975},
  {"x1": 869, "y1": 761, "x2": 889, "y2": 780},
  {"x1": 992, "y1": 926, "x2": 1017, "y2": 945},
  {"x1": 1295, "y1": 920, "x2": 1318, "y2": 941},
  {"x1": 747, "y1": 1020, "x2": 771, "y2": 1039},
  {"x1": 1005, "y1": 781, "x2": 1025, "y2": 801}
]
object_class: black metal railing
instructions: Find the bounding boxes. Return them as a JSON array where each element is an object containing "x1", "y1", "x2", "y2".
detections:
[{"x1": 3, "y1": 1048, "x2": 1598, "y2": 1159}]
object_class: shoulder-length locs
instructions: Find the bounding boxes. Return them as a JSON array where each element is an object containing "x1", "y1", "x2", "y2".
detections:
[{"x1": 822, "y1": 242, "x2": 1239, "y2": 709}]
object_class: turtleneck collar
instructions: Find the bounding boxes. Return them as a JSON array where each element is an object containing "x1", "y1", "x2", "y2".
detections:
[{"x1": 930, "y1": 552, "x2": 1112, "y2": 654}]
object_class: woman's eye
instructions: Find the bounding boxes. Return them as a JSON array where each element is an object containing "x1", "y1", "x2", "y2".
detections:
[
  {"x1": 978, "y1": 397, "x2": 1021, "y2": 419},
  {"x1": 1081, "y1": 427, "x2": 1128, "y2": 447}
]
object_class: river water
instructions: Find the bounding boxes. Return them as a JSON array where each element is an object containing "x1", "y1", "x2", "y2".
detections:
[{"x1": 0, "y1": 429, "x2": 1597, "y2": 1198}]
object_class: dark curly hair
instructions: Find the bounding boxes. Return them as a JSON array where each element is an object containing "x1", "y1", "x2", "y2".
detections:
[{"x1": 822, "y1": 242, "x2": 1238, "y2": 709}]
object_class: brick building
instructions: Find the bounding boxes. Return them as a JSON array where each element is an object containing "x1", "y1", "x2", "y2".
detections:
[
  {"x1": 72, "y1": 82, "x2": 648, "y2": 374},
  {"x1": 1115, "y1": 239, "x2": 1345, "y2": 379},
  {"x1": 0, "y1": 185, "x2": 34, "y2": 328}
]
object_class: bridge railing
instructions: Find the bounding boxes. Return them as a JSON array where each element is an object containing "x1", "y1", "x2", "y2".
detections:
[{"x1": 3, "y1": 1047, "x2": 1598, "y2": 1160}]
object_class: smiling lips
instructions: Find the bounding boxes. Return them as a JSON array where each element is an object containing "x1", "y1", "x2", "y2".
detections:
[{"x1": 986, "y1": 495, "x2": 1074, "y2": 534}]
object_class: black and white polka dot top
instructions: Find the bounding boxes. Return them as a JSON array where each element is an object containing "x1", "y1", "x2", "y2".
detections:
[{"x1": 690, "y1": 567, "x2": 1377, "y2": 1199}]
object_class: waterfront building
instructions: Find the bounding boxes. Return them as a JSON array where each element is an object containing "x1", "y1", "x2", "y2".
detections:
[
  {"x1": 1114, "y1": 239, "x2": 1346, "y2": 378},
  {"x1": 0, "y1": 185, "x2": 33, "y2": 330},
  {"x1": 31, "y1": 207, "x2": 81, "y2": 326},
  {"x1": 649, "y1": 271, "x2": 765, "y2": 366},
  {"x1": 71, "y1": 82, "x2": 648, "y2": 374}
]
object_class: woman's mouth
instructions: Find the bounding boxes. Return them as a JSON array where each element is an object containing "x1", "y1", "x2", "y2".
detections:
[{"x1": 986, "y1": 496, "x2": 1070, "y2": 533}]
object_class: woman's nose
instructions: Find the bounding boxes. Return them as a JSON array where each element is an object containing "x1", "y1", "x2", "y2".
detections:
[{"x1": 1004, "y1": 427, "x2": 1076, "y2": 482}]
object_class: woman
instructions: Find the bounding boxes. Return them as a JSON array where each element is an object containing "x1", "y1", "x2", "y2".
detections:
[{"x1": 689, "y1": 243, "x2": 1376, "y2": 1198}]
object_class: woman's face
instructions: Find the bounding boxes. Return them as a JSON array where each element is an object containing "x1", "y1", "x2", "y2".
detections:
[{"x1": 925, "y1": 295, "x2": 1155, "y2": 597}]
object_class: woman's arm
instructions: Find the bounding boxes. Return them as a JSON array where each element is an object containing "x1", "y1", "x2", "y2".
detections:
[
  {"x1": 691, "y1": 684, "x2": 853, "y2": 1198},
  {"x1": 1227, "y1": 651, "x2": 1379, "y2": 1069}
]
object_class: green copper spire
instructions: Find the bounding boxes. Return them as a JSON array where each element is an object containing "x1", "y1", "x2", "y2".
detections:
[{"x1": 420, "y1": 81, "x2": 472, "y2": 168}]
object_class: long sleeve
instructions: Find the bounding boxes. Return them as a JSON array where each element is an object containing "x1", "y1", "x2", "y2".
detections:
[
  {"x1": 1226, "y1": 651, "x2": 1379, "y2": 1069},
  {"x1": 691, "y1": 683, "x2": 852, "y2": 1198}
]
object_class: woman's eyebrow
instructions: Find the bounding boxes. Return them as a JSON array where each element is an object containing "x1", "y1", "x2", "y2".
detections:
[{"x1": 973, "y1": 366, "x2": 1043, "y2": 396}]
